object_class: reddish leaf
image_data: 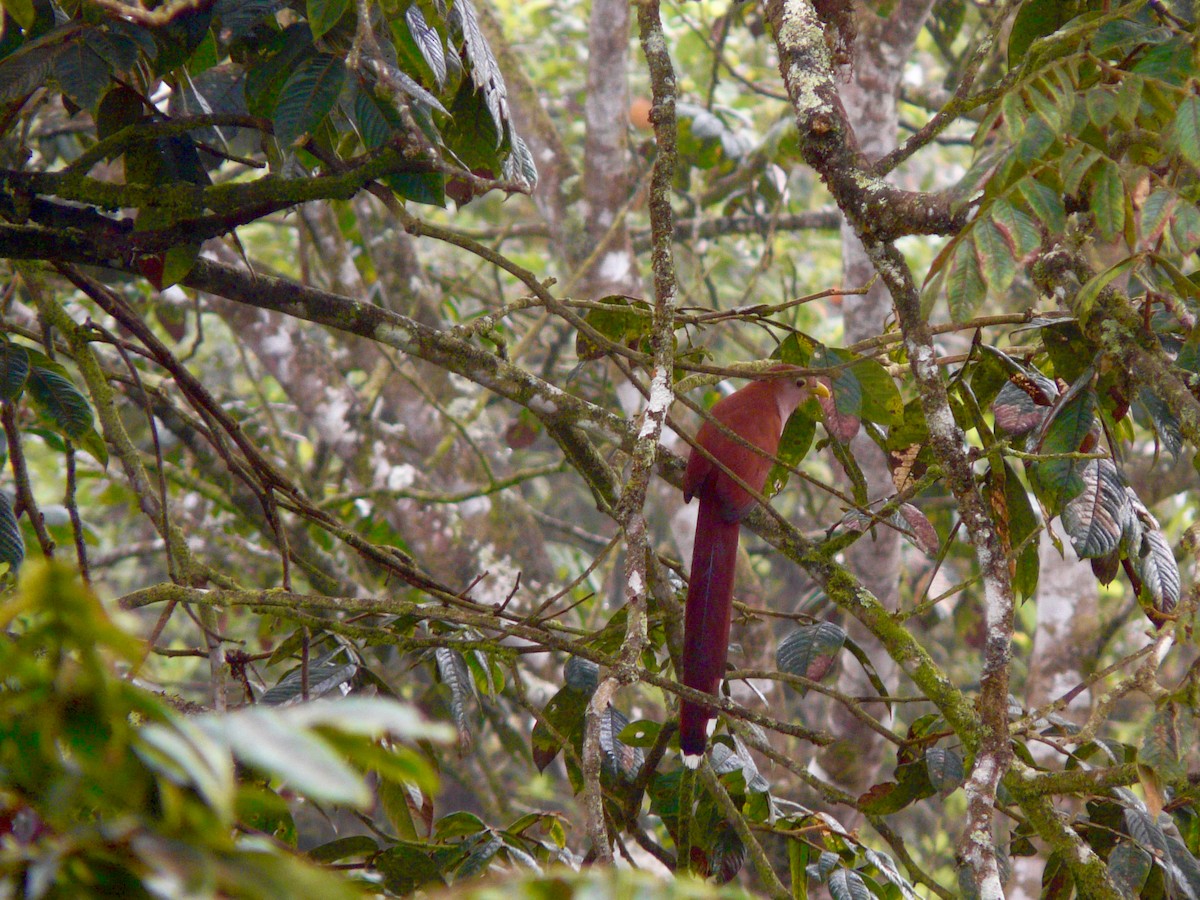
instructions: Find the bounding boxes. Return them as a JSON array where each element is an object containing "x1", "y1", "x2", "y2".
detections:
[
  {"x1": 818, "y1": 391, "x2": 860, "y2": 442},
  {"x1": 896, "y1": 504, "x2": 940, "y2": 557}
]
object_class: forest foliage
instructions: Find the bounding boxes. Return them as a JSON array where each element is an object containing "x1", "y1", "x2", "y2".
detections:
[{"x1": 0, "y1": 0, "x2": 1198, "y2": 897}]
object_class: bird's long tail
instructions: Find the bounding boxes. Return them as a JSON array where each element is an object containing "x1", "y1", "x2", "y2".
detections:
[{"x1": 679, "y1": 496, "x2": 740, "y2": 766}]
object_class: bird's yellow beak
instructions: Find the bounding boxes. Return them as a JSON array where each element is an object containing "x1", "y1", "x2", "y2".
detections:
[{"x1": 810, "y1": 380, "x2": 832, "y2": 399}]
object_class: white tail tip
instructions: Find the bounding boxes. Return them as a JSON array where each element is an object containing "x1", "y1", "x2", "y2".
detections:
[{"x1": 681, "y1": 752, "x2": 702, "y2": 769}]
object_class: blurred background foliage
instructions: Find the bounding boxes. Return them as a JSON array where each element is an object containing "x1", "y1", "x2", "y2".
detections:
[{"x1": 0, "y1": 0, "x2": 1197, "y2": 897}]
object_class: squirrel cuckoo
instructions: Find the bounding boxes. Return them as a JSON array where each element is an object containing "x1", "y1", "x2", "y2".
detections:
[{"x1": 679, "y1": 368, "x2": 828, "y2": 766}]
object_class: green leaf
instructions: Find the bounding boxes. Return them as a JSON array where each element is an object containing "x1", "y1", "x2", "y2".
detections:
[
  {"x1": 775, "y1": 332, "x2": 817, "y2": 367},
  {"x1": 530, "y1": 684, "x2": 588, "y2": 773},
  {"x1": 1107, "y1": 841, "x2": 1152, "y2": 897},
  {"x1": 452, "y1": 0, "x2": 506, "y2": 138},
  {"x1": 53, "y1": 37, "x2": 110, "y2": 111},
  {"x1": 1173, "y1": 201, "x2": 1200, "y2": 253},
  {"x1": 1087, "y1": 88, "x2": 1117, "y2": 128},
  {"x1": 989, "y1": 199, "x2": 1040, "y2": 261},
  {"x1": 272, "y1": 53, "x2": 346, "y2": 147},
  {"x1": 184, "y1": 27, "x2": 219, "y2": 73},
  {"x1": 455, "y1": 833, "x2": 502, "y2": 880},
  {"x1": 1073, "y1": 255, "x2": 1138, "y2": 326},
  {"x1": 1134, "y1": 386, "x2": 1182, "y2": 460},
  {"x1": 789, "y1": 840, "x2": 810, "y2": 899},
  {"x1": 386, "y1": 171, "x2": 447, "y2": 207},
  {"x1": 616, "y1": 719, "x2": 660, "y2": 748},
  {"x1": 193, "y1": 701, "x2": 442, "y2": 812},
  {"x1": 813, "y1": 346, "x2": 861, "y2": 418},
  {"x1": 0, "y1": 339, "x2": 29, "y2": 400},
  {"x1": 73, "y1": 426, "x2": 108, "y2": 468},
  {"x1": 443, "y1": 81, "x2": 503, "y2": 174},
  {"x1": 1001, "y1": 91, "x2": 1029, "y2": 144},
  {"x1": 1019, "y1": 178, "x2": 1066, "y2": 235},
  {"x1": 1062, "y1": 143, "x2": 1100, "y2": 198},
  {"x1": 503, "y1": 131, "x2": 538, "y2": 189},
  {"x1": 376, "y1": 843, "x2": 453, "y2": 894},
  {"x1": 1014, "y1": 111, "x2": 1056, "y2": 163},
  {"x1": 765, "y1": 407, "x2": 817, "y2": 497},
  {"x1": 137, "y1": 716, "x2": 236, "y2": 823},
  {"x1": 306, "y1": 0, "x2": 349, "y2": 41},
  {"x1": 850, "y1": 357, "x2": 903, "y2": 427},
  {"x1": 352, "y1": 83, "x2": 399, "y2": 151},
  {"x1": 216, "y1": 848, "x2": 367, "y2": 899},
  {"x1": 236, "y1": 783, "x2": 296, "y2": 845},
  {"x1": 1140, "y1": 189, "x2": 1176, "y2": 245},
  {"x1": 244, "y1": 25, "x2": 314, "y2": 118},
  {"x1": 677, "y1": 103, "x2": 729, "y2": 170},
  {"x1": 1091, "y1": 158, "x2": 1125, "y2": 242},
  {"x1": 351, "y1": 83, "x2": 448, "y2": 205},
  {"x1": 215, "y1": 709, "x2": 371, "y2": 807},
  {"x1": 436, "y1": 809, "x2": 487, "y2": 840},
  {"x1": 307, "y1": 835, "x2": 378, "y2": 863},
  {"x1": 1134, "y1": 37, "x2": 1193, "y2": 84},
  {"x1": 808, "y1": 850, "x2": 840, "y2": 882},
  {"x1": 378, "y1": 775, "x2": 420, "y2": 840},
  {"x1": 1031, "y1": 381, "x2": 1095, "y2": 513},
  {"x1": 151, "y1": 5, "x2": 214, "y2": 71},
  {"x1": 925, "y1": 747, "x2": 964, "y2": 796},
  {"x1": 975, "y1": 217, "x2": 1016, "y2": 294},
  {"x1": 158, "y1": 242, "x2": 200, "y2": 290},
  {"x1": 575, "y1": 295, "x2": 651, "y2": 361},
  {"x1": 332, "y1": 735, "x2": 439, "y2": 797},
  {"x1": 1113, "y1": 74, "x2": 1143, "y2": 128},
  {"x1": 26, "y1": 364, "x2": 94, "y2": 439},
  {"x1": 284, "y1": 697, "x2": 455, "y2": 743},
  {"x1": 1038, "y1": 374, "x2": 1095, "y2": 457},
  {"x1": 1126, "y1": 512, "x2": 1180, "y2": 615},
  {"x1": 1124, "y1": 808, "x2": 1170, "y2": 862},
  {"x1": 564, "y1": 655, "x2": 599, "y2": 693},
  {"x1": 947, "y1": 234, "x2": 987, "y2": 322},
  {"x1": 710, "y1": 823, "x2": 745, "y2": 884},
  {"x1": 854, "y1": 787, "x2": 916, "y2": 825},
  {"x1": 1172, "y1": 95, "x2": 1200, "y2": 168},
  {"x1": 1139, "y1": 702, "x2": 1185, "y2": 784},
  {"x1": 1, "y1": 0, "x2": 35, "y2": 29},
  {"x1": 810, "y1": 346, "x2": 900, "y2": 429},
  {"x1": 0, "y1": 29, "x2": 64, "y2": 103},
  {"x1": 1026, "y1": 80, "x2": 1064, "y2": 133},
  {"x1": 1038, "y1": 322, "x2": 1088, "y2": 386},
  {"x1": 1001, "y1": 461, "x2": 1040, "y2": 600},
  {"x1": 863, "y1": 847, "x2": 922, "y2": 899},
  {"x1": 1008, "y1": 0, "x2": 1084, "y2": 64}
]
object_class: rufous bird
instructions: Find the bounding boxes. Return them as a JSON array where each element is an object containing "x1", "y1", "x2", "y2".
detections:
[{"x1": 679, "y1": 367, "x2": 828, "y2": 767}]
